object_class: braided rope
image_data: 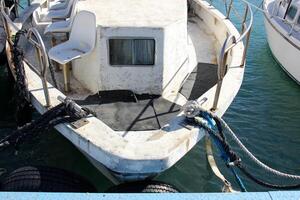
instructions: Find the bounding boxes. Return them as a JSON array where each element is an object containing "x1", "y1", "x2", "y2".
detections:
[{"x1": 183, "y1": 101, "x2": 300, "y2": 184}]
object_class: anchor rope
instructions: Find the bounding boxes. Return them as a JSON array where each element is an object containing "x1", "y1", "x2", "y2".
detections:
[{"x1": 183, "y1": 101, "x2": 300, "y2": 190}]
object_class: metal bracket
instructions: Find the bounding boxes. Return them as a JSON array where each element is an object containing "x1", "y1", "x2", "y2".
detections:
[
  {"x1": 179, "y1": 119, "x2": 196, "y2": 130},
  {"x1": 70, "y1": 118, "x2": 89, "y2": 129}
]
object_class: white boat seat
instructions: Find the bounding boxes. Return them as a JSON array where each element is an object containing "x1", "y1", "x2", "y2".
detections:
[
  {"x1": 31, "y1": 0, "x2": 47, "y2": 5},
  {"x1": 33, "y1": 0, "x2": 76, "y2": 25},
  {"x1": 48, "y1": 11, "x2": 96, "y2": 64},
  {"x1": 14, "y1": 3, "x2": 40, "y2": 24},
  {"x1": 49, "y1": 41, "x2": 90, "y2": 64},
  {"x1": 44, "y1": 0, "x2": 77, "y2": 34},
  {"x1": 46, "y1": 0, "x2": 76, "y2": 20},
  {"x1": 49, "y1": 0, "x2": 69, "y2": 10},
  {"x1": 44, "y1": 18, "x2": 71, "y2": 34},
  {"x1": 48, "y1": 11, "x2": 96, "y2": 92}
]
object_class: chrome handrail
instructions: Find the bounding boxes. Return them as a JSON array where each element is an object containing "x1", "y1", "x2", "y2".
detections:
[
  {"x1": 210, "y1": 0, "x2": 253, "y2": 111},
  {"x1": 212, "y1": 35, "x2": 236, "y2": 110},
  {"x1": 26, "y1": 27, "x2": 51, "y2": 107}
]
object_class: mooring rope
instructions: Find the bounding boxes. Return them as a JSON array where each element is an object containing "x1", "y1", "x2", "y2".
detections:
[
  {"x1": 217, "y1": 115, "x2": 300, "y2": 181},
  {"x1": 183, "y1": 101, "x2": 300, "y2": 190},
  {"x1": 12, "y1": 30, "x2": 32, "y2": 126},
  {"x1": 0, "y1": 98, "x2": 92, "y2": 152},
  {"x1": 193, "y1": 111, "x2": 247, "y2": 192}
]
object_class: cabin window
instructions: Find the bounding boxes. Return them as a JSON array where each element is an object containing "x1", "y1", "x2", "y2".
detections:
[
  {"x1": 109, "y1": 39, "x2": 155, "y2": 66},
  {"x1": 287, "y1": 5, "x2": 298, "y2": 20}
]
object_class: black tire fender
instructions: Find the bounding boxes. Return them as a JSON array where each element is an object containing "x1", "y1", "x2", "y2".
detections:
[{"x1": 0, "y1": 166, "x2": 97, "y2": 192}]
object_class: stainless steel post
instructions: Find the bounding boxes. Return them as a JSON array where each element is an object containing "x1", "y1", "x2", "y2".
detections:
[
  {"x1": 226, "y1": 0, "x2": 233, "y2": 19},
  {"x1": 27, "y1": 28, "x2": 52, "y2": 107},
  {"x1": 62, "y1": 63, "x2": 70, "y2": 92}
]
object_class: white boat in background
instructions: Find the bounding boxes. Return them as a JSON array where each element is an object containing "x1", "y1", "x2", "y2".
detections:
[
  {"x1": 264, "y1": 0, "x2": 300, "y2": 84},
  {"x1": 0, "y1": 0, "x2": 252, "y2": 183}
]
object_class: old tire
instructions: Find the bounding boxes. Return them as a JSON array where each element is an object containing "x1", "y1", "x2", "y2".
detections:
[
  {"x1": 0, "y1": 166, "x2": 97, "y2": 192},
  {"x1": 106, "y1": 180, "x2": 180, "y2": 193}
]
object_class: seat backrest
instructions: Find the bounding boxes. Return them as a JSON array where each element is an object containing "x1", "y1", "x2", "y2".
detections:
[
  {"x1": 64, "y1": 0, "x2": 75, "y2": 17},
  {"x1": 48, "y1": 0, "x2": 69, "y2": 9},
  {"x1": 69, "y1": 11, "x2": 96, "y2": 52},
  {"x1": 69, "y1": 0, "x2": 78, "y2": 19}
]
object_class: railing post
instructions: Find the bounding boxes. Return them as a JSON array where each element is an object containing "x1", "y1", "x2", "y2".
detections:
[
  {"x1": 241, "y1": 28, "x2": 251, "y2": 67},
  {"x1": 212, "y1": 35, "x2": 236, "y2": 111},
  {"x1": 241, "y1": 5, "x2": 249, "y2": 33},
  {"x1": 27, "y1": 28, "x2": 51, "y2": 107},
  {"x1": 36, "y1": 46, "x2": 51, "y2": 107},
  {"x1": 210, "y1": 2, "x2": 253, "y2": 111},
  {"x1": 212, "y1": 54, "x2": 228, "y2": 111},
  {"x1": 226, "y1": 0, "x2": 233, "y2": 19},
  {"x1": 13, "y1": 0, "x2": 19, "y2": 17}
]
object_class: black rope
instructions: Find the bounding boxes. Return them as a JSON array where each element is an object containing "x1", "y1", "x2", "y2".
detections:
[
  {"x1": 196, "y1": 112, "x2": 241, "y2": 164},
  {"x1": 48, "y1": 57, "x2": 58, "y2": 88},
  {"x1": 0, "y1": 99, "x2": 91, "y2": 152},
  {"x1": 12, "y1": 30, "x2": 33, "y2": 126}
]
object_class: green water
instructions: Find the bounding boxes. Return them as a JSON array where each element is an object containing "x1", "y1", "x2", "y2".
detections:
[{"x1": 0, "y1": 0, "x2": 300, "y2": 192}]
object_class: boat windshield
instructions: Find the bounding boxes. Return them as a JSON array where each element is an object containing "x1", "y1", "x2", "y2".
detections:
[{"x1": 287, "y1": 5, "x2": 298, "y2": 20}]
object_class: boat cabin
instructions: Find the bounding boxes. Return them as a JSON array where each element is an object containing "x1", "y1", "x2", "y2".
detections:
[
  {"x1": 275, "y1": 0, "x2": 300, "y2": 29},
  {"x1": 71, "y1": 0, "x2": 189, "y2": 96}
]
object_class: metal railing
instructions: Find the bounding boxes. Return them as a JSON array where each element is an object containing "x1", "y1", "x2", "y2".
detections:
[
  {"x1": 0, "y1": 2, "x2": 51, "y2": 107},
  {"x1": 209, "y1": 0, "x2": 253, "y2": 111},
  {"x1": 25, "y1": 28, "x2": 51, "y2": 107}
]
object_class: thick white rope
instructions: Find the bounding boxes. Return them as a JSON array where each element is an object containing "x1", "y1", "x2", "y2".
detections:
[
  {"x1": 183, "y1": 101, "x2": 300, "y2": 181},
  {"x1": 216, "y1": 115, "x2": 300, "y2": 180}
]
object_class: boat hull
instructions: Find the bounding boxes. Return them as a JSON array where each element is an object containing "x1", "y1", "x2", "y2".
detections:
[
  {"x1": 3, "y1": 0, "x2": 246, "y2": 184},
  {"x1": 263, "y1": 11, "x2": 300, "y2": 84}
]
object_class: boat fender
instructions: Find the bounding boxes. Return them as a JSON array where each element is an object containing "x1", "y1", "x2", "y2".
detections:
[
  {"x1": 0, "y1": 166, "x2": 97, "y2": 192},
  {"x1": 106, "y1": 180, "x2": 180, "y2": 193}
]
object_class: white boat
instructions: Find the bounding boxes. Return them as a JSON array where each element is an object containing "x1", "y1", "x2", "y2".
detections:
[
  {"x1": 264, "y1": 0, "x2": 300, "y2": 84},
  {"x1": 1, "y1": 0, "x2": 252, "y2": 183}
]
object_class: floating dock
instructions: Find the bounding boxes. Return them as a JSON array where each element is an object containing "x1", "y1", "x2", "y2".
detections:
[{"x1": 0, "y1": 191, "x2": 299, "y2": 200}]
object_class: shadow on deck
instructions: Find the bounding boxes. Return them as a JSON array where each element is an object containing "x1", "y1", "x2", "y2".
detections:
[{"x1": 75, "y1": 62, "x2": 218, "y2": 131}]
